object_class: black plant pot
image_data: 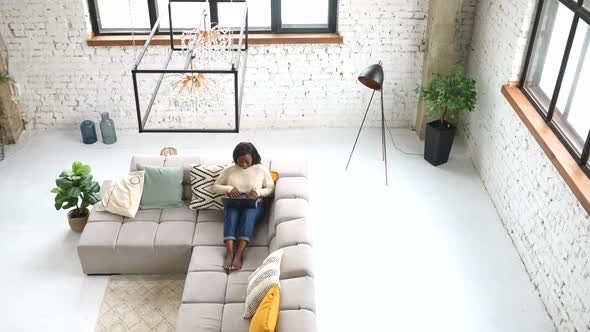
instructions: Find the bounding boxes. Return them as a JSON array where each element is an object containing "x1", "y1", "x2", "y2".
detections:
[{"x1": 424, "y1": 120, "x2": 456, "y2": 166}]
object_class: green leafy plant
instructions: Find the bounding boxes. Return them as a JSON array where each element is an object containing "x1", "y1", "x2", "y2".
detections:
[
  {"x1": 416, "y1": 66, "x2": 477, "y2": 132},
  {"x1": 51, "y1": 161, "x2": 101, "y2": 216},
  {"x1": 0, "y1": 73, "x2": 11, "y2": 86}
]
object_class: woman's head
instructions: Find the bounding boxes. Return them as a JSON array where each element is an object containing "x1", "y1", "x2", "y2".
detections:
[{"x1": 233, "y1": 142, "x2": 261, "y2": 169}]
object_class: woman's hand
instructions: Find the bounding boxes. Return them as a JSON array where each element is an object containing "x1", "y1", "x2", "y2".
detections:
[
  {"x1": 228, "y1": 188, "x2": 241, "y2": 198},
  {"x1": 247, "y1": 190, "x2": 259, "y2": 199}
]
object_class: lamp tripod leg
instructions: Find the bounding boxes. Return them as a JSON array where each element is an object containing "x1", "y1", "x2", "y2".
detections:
[
  {"x1": 346, "y1": 90, "x2": 376, "y2": 171},
  {"x1": 381, "y1": 91, "x2": 388, "y2": 186}
]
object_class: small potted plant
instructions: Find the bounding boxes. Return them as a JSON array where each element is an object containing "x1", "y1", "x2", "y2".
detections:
[
  {"x1": 0, "y1": 73, "x2": 11, "y2": 86},
  {"x1": 51, "y1": 161, "x2": 101, "y2": 232},
  {"x1": 416, "y1": 66, "x2": 477, "y2": 166}
]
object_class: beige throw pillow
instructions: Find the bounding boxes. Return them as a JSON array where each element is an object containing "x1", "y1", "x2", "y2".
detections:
[
  {"x1": 95, "y1": 171, "x2": 145, "y2": 218},
  {"x1": 244, "y1": 249, "x2": 283, "y2": 318}
]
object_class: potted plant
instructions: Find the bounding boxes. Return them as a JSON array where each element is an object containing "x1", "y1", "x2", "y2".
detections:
[
  {"x1": 51, "y1": 161, "x2": 101, "y2": 232},
  {"x1": 0, "y1": 73, "x2": 11, "y2": 86},
  {"x1": 416, "y1": 66, "x2": 477, "y2": 166}
]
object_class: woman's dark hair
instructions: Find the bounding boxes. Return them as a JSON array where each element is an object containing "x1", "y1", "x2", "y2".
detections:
[{"x1": 233, "y1": 142, "x2": 262, "y2": 165}]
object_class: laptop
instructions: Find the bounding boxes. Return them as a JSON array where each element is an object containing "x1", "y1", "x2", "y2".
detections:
[{"x1": 223, "y1": 193, "x2": 260, "y2": 209}]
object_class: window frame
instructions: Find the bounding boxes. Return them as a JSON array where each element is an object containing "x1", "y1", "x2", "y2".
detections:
[
  {"x1": 521, "y1": 0, "x2": 590, "y2": 176},
  {"x1": 87, "y1": 0, "x2": 338, "y2": 36}
]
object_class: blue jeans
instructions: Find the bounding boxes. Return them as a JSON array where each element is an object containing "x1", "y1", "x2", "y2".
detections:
[{"x1": 223, "y1": 202, "x2": 265, "y2": 242}]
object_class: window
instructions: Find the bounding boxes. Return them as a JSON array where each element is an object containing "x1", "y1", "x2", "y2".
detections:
[
  {"x1": 88, "y1": 0, "x2": 337, "y2": 35},
  {"x1": 521, "y1": 0, "x2": 590, "y2": 172}
]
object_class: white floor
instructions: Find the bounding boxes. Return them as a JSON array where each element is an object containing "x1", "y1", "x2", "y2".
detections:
[{"x1": 0, "y1": 128, "x2": 554, "y2": 332}]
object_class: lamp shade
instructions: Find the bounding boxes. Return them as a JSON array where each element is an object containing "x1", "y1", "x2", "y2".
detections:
[{"x1": 358, "y1": 64, "x2": 384, "y2": 90}]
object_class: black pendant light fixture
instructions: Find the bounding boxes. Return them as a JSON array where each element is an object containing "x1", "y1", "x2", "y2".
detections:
[{"x1": 346, "y1": 61, "x2": 389, "y2": 185}]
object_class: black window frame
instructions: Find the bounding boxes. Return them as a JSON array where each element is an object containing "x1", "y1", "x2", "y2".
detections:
[
  {"x1": 521, "y1": 0, "x2": 590, "y2": 176},
  {"x1": 87, "y1": 0, "x2": 338, "y2": 36}
]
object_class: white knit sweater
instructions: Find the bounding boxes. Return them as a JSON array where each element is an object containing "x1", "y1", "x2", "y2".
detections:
[{"x1": 212, "y1": 164, "x2": 275, "y2": 197}]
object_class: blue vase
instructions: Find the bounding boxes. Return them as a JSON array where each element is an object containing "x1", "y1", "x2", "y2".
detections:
[
  {"x1": 80, "y1": 120, "x2": 97, "y2": 144},
  {"x1": 100, "y1": 112, "x2": 117, "y2": 144}
]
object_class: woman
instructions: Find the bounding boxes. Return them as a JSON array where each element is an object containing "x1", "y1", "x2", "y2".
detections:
[{"x1": 213, "y1": 142, "x2": 275, "y2": 272}]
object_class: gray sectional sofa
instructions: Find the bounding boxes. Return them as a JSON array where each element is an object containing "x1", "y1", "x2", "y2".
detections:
[{"x1": 77, "y1": 155, "x2": 316, "y2": 332}]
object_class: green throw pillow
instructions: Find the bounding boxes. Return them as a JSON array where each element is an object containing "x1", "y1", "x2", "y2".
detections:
[{"x1": 137, "y1": 164, "x2": 184, "y2": 209}]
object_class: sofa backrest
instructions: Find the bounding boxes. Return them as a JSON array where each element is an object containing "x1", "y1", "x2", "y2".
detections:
[
  {"x1": 129, "y1": 155, "x2": 303, "y2": 201},
  {"x1": 265, "y1": 160, "x2": 316, "y2": 323}
]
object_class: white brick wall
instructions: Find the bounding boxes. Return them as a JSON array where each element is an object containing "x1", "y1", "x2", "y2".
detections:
[
  {"x1": 466, "y1": 0, "x2": 590, "y2": 330},
  {"x1": 0, "y1": 0, "x2": 429, "y2": 130}
]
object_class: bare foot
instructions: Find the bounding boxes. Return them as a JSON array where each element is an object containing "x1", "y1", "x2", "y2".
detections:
[
  {"x1": 224, "y1": 253, "x2": 234, "y2": 272},
  {"x1": 231, "y1": 253, "x2": 243, "y2": 271},
  {"x1": 224, "y1": 240, "x2": 235, "y2": 273}
]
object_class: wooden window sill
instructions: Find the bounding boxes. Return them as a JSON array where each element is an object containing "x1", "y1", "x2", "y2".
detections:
[
  {"x1": 87, "y1": 33, "x2": 343, "y2": 47},
  {"x1": 502, "y1": 84, "x2": 590, "y2": 214}
]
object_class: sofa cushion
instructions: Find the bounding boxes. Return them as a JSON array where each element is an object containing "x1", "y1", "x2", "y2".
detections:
[
  {"x1": 276, "y1": 309, "x2": 316, "y2": 332},
  {"x1": 193, "y1": 219, "x2": 269, "y2": 247},
  {"x1": 79, "y1": 222, "x2": 121, "y2": 247},
  {"x1": 116, "y1": 222, "x2": 157, "y2": 254},
  {"x1": 160, "y1": 203, "x2": 197, "y2": 222},
  {"x1": 279, "y1": 276, "x2": 316, "y2": 312},
  {"x1": 78, "y1": 222, "x2": 121, "y2": 274},
  {"x1": 153, "y1": 221, "x2": 194, "y2": 272},
  {"x1": 197, "y1": 210, "x2": 225, "y2": 223},
  {"x1": 273, "y1": 177, "x2": 309, "y2": 201},
  {"x1": 163, "y1": 155, "x2": 202, "y2": 185},
  {"x1": 123, "y1": 208, "x2": 162, "y2": 223},
  {"x1": 177, "y1": 303, "x2": 223, "y2": 332},
  {"x1": 193, "y1": 222, "x2": 225, "y2": 246},
  {"x1": 130, "y1": 155, "x2": 165, "y2": 171},
  {"x1": 88, "y1": 205, "x2": 124, "y2": 223},
  {"x1": 251, "y1": 220, "x2": 269, "y2": 247},
  {"x1": 183, "y1": 271, "x2": 227, "y2": 303},
  {"x1": 155, "y1": 221, "x2": 195, "y2": 248},
  {"x1": 269, "y1": 160, "x2": 308, "y2": 179},
  {"x1": 271, "y1": 199, "x2": 308, "y2": 225},
  {"x1": 268, "y1": 199, "x2": 308, "y2": 239},
  {"x1": 78, "y1": 221, "x2": 121, "y2": 254},
  {"x1": 188, "y1": 246, "x2": 226, "y2": 273},
  {"x1": 225, "y1": 271, "x2": 251, "y2": 303},
  {"x1": 274, "y1": 218, "x2": 312, "y2": 249},
  {"x1": 202, "y1": 157, "x2": 233, "y2": 167},
  {"x1": 241, "y1": 247, "x2": 270, "y2": 271},
  {"x1": 221, "y1": 303, "x2": 250, "y2": 332},
  {"x1": 279, "y1": 244, "x2": 315, "y2": 279},
  {"x1": 188, "y1": 246, "x2": 269, "y2": 273}
]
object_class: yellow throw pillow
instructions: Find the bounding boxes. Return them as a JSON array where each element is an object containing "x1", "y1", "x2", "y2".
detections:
[
  {"x1": 249, "y1": 285, "x2": 280, "y2": 332},
  {"x1": 270, "y1": 171, "x2": 279, "y2": 183}
]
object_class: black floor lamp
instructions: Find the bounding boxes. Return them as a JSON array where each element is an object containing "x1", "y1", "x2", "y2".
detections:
[{"x1": 346, "y1": 61, "x2": 388, "y2": 185}]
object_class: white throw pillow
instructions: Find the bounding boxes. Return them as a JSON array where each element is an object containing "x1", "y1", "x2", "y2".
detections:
[
  {"x1": 244, "y1": 249, "x2": 283, "y2": 318},
  {"x1": 95, "y1": 171, "x2": 145, "y2": 218},
  {"x1": 189, "y1": 164, "x2": 226, "y2": 210}
]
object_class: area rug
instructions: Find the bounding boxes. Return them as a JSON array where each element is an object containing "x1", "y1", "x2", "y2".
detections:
[{"x1": 95, "y1": 275, "x2": 185, "y2": 332}]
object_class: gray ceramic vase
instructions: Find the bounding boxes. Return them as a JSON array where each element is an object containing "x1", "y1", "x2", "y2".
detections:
[{"x1": 100, "y1": 112, "x2": 117, "y2": 144}]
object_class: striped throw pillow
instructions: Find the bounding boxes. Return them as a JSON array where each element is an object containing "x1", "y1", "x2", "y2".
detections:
[
  {"x1": 189, "y1": 164, "x2": 226, "y2": 210},
  {"x1": 244, "y1": 249, "x2": 283, "y2": 318}
]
